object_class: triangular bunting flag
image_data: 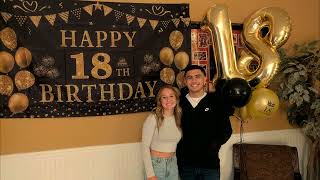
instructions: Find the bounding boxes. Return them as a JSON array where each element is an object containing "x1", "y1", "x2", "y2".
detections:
[
  {"x1": 94, "y1": 2, "x2": 102, "y2": 11},
  {"x1": 1, "y1": 12, "x2": 12, "y2": 22},
  {"x1": 149, "y1": 19, "x2": 159, "y2": 30},
  {"x1": 15, "y1": 16, "x2": 27, "y2": 26},
  {"x1": 161, "y1": 20, "x2": 170, "y2": 29},
  {"x1": 45, "y1": 14, "x2": 56, "y2": 26},
  {"x1": 126, "y1": 14, "x2": 135, "y2": 25},
  {"x1": 114, "y1": 10, "x2": 123, "y2": 21},
  {"x1": 103, "y1": 5, "x2": 113, "y2": 16},
  {"x1": 71, "y1": 8, "x2": 81, "y2": 20},
  {"x1": 58, "y1": 11, "x2": 69, "y2": 23},
  {"x1": 181, "y1": 17, "x2": 190, "y2": 27},
  {"x1": 30, "y1": 16, "x2": 42, "y2": 27},
  {"x1": 172, "y1": 18, "x2": 180, "y2": 28},
  {"x1": 83, "y1": 5, "x2": 93, "y2": 16},
  {"x1": 137, "y1": 17, "x2": 146, "y2": 28}
]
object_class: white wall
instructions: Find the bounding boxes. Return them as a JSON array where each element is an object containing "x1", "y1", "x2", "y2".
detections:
[{"x1": 0, "y1": 129, "x2": 310, "y2": 180}]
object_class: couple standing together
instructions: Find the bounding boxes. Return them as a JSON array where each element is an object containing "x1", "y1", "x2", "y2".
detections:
[{"x1": 142, "y1": 65, "x2": 235, "y2": 180}]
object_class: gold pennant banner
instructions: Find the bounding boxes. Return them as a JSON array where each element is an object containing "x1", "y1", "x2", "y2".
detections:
[
  {"x1": 71, "y1": 8, "x2": 82, "y2": 20},
  {"x1": 1, "y1": 3, "x2": 189, "y2": 31},
  {"x1": 58, "y1": 11, "x2": 69, "y2": 23},
  {"x1": 149, "y1": 19, "x2": 159, "y2": 30},
  {"x1": 1, "y1": 12, "x2": 12, "y2": 23},
  {"x1": 172, "y1": 18, "x2": 180, "y2": 28},
  {"x1": 181, "y1": 17, "x2": 190, "y2": 27},
  {"x1": 15, "y1": 16, "x2": 27, "y2": 26},
  {"x1": 30, "y1": 16, "x2": 42, "y2": 27},
  {"x1": 126, "y1": 14, "x2": 135, "y2": 25},
  {"x1": 137, "y1": 17, "x2": 147, "y2": 28},
  {"x1": 114, "y1": 10, "x2": 124, "y2": 21},
  {"x1": 45, "y1": 14, "x2": 56, "y2": 26},
  {"x1": 83, "y1": 5, "x2": 93, "y2": 16},
  {"x1": 161, "y1": 20, "x2": 170, "y2": 29},
  {"x1": 103, "y1": 5, "x2": 113, "y2": 16}
]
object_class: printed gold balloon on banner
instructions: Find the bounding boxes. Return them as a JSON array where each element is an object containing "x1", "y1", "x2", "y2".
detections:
[
  {"x1": 15, "y1": 47, "x2": 32, "y2": 68},
  {"x1": 174, "y1": 51, "x2": 189, "y2": 70},
  {"x1": 176, "y1": 71, "x2": 185, "y2": 89},
  {"x1": 0, "y1": 51, "x2": 15, "y2": 73},
  {"x1": 239, "y1": 7, "x2": 292, "y2": 87},
  {"x1": 159, "y1": 47, "x2": 174, "y2": 65},
  {"x1": 169, "y1": 30, "x2": 184, "y2": 50},
  {"x1": 15, "y1": 70, "x2": 35, "y2": 90},
  {"x1": 0, "y1": 75, "x2": 14, "y2": 96},
  {"x1": 0, "y1": 27, "x2": 17, "y2": 51},
  {"x1": 8, "y1": 93, "x2": 29, "y2": 113},
  {"x1": 160, "y1": 67, "x2": 175, "y2": 85},
  {"x1": 246, "y1": 87, "x2": 280, "y2": 119}
]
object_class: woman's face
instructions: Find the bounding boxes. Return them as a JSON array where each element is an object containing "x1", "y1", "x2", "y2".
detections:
[{"x1": 159, "y1": 88, "x2": 177, "y2": 111}]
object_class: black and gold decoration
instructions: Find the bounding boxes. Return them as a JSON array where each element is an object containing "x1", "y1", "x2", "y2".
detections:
[{"x1": 0, "y1": 0, "x2": 191, "y2": 118}]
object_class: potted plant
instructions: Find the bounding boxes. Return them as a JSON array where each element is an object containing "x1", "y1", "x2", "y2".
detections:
[{"x1": 272, "y1": 40, "x2": 320, "y2": 180}]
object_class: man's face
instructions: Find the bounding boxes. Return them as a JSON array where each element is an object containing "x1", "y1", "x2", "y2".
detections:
[{"x1": 184, "y1": 69, "x2": 206, "y2": 94}]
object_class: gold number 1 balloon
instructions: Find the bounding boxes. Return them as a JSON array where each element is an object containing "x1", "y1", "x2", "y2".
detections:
[{"x1": 202, "y1": 4, "x2": 241, "y2": 80}]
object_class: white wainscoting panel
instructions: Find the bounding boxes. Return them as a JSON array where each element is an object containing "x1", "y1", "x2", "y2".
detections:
[
  {"x1": 0, "y1": 129, "x2": 310, "y2": 180},
  {"x1": 0, "y1": 143, "x2": 144, "y2": 180}
]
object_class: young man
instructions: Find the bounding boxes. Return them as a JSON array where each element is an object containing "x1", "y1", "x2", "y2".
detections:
[{"x1": 176, "y1": 65, "x2": 234, "y2": 180}]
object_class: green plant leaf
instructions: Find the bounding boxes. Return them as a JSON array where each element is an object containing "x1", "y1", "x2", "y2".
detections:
[
  {"x1": 308, "y1": 87, "x2": 318, "y2": 94},
  {"x1": 283, "y1": 67, "x2": 296, "y2": 74},
  {"x1": 311, "y1": 99, "x2": 320, "y2": 109},
  {"x1": 303, "y1": 94, "x2": 310, "y2": 102},
  {"x1": 270, "y1": 40, "x2": 320, "y2": 139},
  {"x1": 295, "y1": 84, "x2": 304, "y2": 93}
]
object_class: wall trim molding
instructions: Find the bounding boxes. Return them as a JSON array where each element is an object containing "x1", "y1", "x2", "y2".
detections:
[{"x1": 1, "y1": 129, "x2": 310, "y2": 180}]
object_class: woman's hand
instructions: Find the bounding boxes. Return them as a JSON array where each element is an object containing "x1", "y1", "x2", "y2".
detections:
[{"x1": 147, "y1": 176, "x2": 158, "y2": 180}]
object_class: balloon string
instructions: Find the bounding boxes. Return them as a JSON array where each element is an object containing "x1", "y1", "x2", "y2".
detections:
[
  {"x1": 234, "y1": 114, "x2": 248, "y2": 179},
  {"x1": 240, "y1": 116, "x2": 246, "y2": 144},
  {"x1": 234, "y1": 114, "x2": 245, "y2": 143}
]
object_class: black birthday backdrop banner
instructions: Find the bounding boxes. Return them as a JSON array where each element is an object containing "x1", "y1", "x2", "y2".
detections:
[{"x1": 0, "y1": 0, "x2": 191, "y2": 118}]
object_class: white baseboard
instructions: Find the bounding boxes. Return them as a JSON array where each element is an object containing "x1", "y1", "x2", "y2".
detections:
[{"x1": 0, "y1": 129, "x2": 310, "y2": 180}]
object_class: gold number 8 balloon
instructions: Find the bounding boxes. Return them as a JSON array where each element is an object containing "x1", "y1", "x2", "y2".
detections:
[{"x1": 239, "y1": 7, "x2": 292, "y2": 88}]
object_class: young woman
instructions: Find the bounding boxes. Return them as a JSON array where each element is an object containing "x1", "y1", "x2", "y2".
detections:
[{"x1": 142, "y1": 85, "x2": 182, "y2": 180}]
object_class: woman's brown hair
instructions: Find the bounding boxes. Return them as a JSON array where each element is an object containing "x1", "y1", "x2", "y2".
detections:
[{"x1": 153, "y1": 85, "x2": 182, "y2": 130}]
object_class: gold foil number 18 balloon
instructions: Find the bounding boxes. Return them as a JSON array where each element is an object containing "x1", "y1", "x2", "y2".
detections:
[{"x1": 203, "y1": 5, "x2": 291, "y2": 88}]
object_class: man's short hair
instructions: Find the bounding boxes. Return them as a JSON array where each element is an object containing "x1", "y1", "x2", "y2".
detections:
[{"x1": 184, "y1": 65, "x2": 206, "y2": 77}]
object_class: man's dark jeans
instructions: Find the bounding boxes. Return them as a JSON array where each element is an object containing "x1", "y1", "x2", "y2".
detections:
[{"x1": 179, "y1": 165, "x2": 220, "y2": 180}]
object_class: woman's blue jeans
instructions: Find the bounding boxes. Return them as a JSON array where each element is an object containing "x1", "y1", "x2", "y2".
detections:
[
  {"x1": 179, "y1": 165, "x2": 220, "y2": 180},
  {"x1": 149, "y1": 156, "x2": 179, "y2": 180}
]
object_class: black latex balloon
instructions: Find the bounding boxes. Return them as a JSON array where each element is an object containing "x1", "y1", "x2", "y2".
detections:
[{"x1": 222, "y1": 78, "x2": 252, "y2": 108}]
